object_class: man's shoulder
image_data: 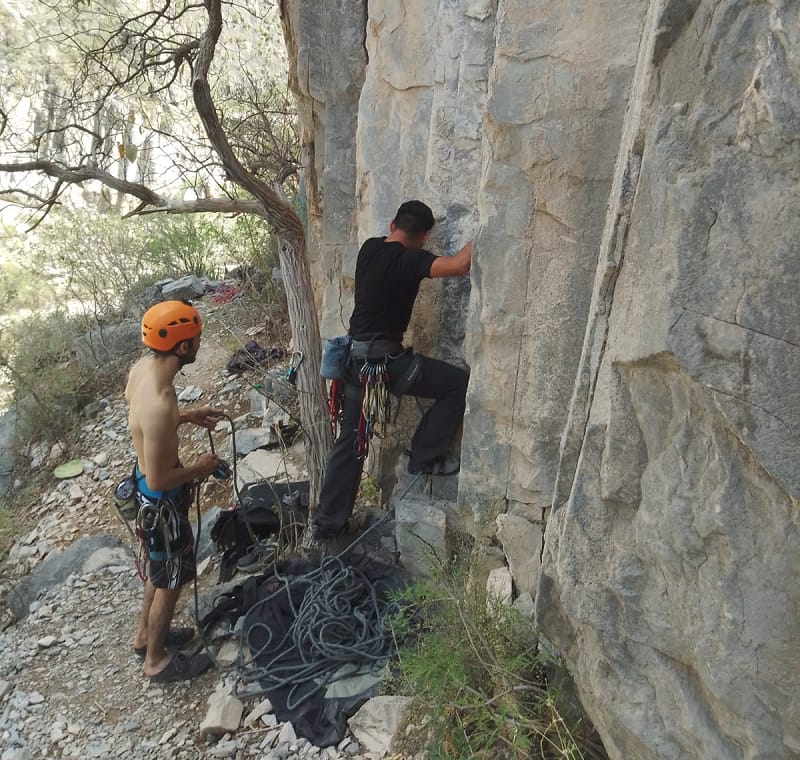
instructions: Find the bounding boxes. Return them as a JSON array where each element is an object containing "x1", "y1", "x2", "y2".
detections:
[
  {"x1": 400, "y1": 245, "x2": 434, "y2": 258},
  {"x1": 359, "y1": 236, "x2": 387, "y2": 254},
  {"x1": 128, "y1": 366, "x2": 176, "y2": 415}
]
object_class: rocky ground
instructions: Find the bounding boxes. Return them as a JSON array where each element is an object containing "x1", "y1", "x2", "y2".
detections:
[
  {"x1": 0, "y1": 554, "x2": 392, "y2": 760},
  {"x1": 0, "y1": 317, "x2": 411, "y2": 760}
]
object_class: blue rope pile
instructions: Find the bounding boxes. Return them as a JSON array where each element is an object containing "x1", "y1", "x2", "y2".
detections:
[{"x1": 236, "y1": 553, "x2": 401, "y2": 710}]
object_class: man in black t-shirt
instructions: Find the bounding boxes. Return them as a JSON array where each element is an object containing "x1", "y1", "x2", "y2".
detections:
[{"x1": 313, "y1": 200, "x2": 472, "y2": 542}]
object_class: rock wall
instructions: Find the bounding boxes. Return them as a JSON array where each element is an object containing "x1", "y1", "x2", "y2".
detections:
[
  {"x1": 537, "y1": 1, "x2": 800, "y2": 758},
  {"x1": 283, "y1": 0, "x2": 800, "y2": 757}
]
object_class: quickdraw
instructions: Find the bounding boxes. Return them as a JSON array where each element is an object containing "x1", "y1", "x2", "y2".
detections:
[
  {"x1": 355, "y1": 359, "x2": 391, "y2": 459},
  {"x1": 327, "y1": 379, "x2": 343, "y2": 437}
]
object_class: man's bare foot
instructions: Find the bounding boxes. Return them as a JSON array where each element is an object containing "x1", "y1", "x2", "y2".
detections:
[
  {"x1": 144, "y1": 651, "x2": 213, "y2": 682},
  {"x1": 143, "y1": 652, "x2": 172, "y2": 678},
  {"x1": 133, "y1": 627, "x2": 196, "y2": 658}
]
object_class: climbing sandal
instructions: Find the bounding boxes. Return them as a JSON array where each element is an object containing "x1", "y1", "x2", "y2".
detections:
[
  {"x1": 147, "y1": 651, "x2": 212, "y2": 683},
  {"x1": 133, "y1": 626, "x2": 196, "y2": 658}
]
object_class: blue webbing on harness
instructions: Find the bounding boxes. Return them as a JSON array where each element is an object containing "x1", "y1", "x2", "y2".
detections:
[{"x1": 134, "y1": 465, "x2": 184, "y2": 501}]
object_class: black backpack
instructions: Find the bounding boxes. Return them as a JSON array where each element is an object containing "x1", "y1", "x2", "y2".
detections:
[{"x1": 210, "y1": 479, "x2": 309, "y2": 581}]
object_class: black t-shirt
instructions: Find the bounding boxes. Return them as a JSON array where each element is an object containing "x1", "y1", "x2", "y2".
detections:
[{"x1": 348, "y1": 237, "x2": 436, "y2": 340}]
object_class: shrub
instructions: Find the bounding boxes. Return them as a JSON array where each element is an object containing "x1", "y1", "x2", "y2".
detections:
[
  {"x1": 0, "y1": 260, "x2": 53, "y2": 316},
  {"x1": 1, "y1": 208, "x2": 287, "y2": 455},
  {"x1": 388, "y1": 557, "x2": 608, "y2": 759},
  {"x1": 0, "y1": 309, "x2": 107, "y2": 445},
  {"x1": 31, "y1": 210, "x2": 228, "y2": 316}
]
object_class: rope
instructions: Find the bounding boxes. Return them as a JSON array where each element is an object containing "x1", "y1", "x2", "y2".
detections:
[
  {"x1": 232, "y1": 472, "x2": 422, "y2": 706},
  {"x1": 235, "y1": 553, "x2": 399, "y2": 710},
  {"x1": 192, "y1": 410, "x2": 422, "y2": 686}
]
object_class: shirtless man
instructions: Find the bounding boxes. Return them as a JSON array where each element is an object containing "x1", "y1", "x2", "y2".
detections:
[{"x1": 125, "y1": 300, "x2": 222, "y2": 681}]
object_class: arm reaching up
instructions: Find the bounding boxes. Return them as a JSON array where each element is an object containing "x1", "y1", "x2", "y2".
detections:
[{"x1": 430, "y1": 240, "x2": 472, "y2": 278}]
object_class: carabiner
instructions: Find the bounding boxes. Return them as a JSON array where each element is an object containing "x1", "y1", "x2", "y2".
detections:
[{"x1": 286, "y1": 351, "x2": 304, "y2": 385}]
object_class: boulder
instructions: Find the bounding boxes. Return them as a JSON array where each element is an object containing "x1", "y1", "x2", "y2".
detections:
[
  {"x1": 199, "y1": 688, "x2": 244, "y2": 737},
  {"x1": 177, "y1": 385, "x2": 203, "y2": 403},
  {"x1": 0, "y1": 409, "x2": 16, "y2": 496},
  {"x1": 215, "y1": 639, "x2": 239, "y2": 667},
  {"x1": 495, "y1": 514, "x2": 543, "y2": 599},
  {"x1": 161, "y1": 275, "x2": 206, "y2": 301},
  {"x1": 276, "y1": 722, "x2": 296, "y2": 744},
  {"x1": 243, "y1": 698, "x2": 273, "y2": 728},
  {"x1": 28, "y1": 442, "x2": 48, "y2": 469},
  {"x1": 192, "y1": 505, "x2": 223, "y2": 563},
  {"x1": 5, "y1": 534, "x2": 125, "y2": 620},
  {"x1": 81, "y1": 546, "x2": 131, "y2": 574},
  {"x1": 485, "y1": 567, "x2": 512, "y2": 608},
  {"x1": 347, "y1": 696, "x2": 412, "y2": 756},
  {"x1": 235, "y1": 449, "x2": 303, "y2": 491},
  {"x1": 395, "y1": 497, "x2": 447, "y2": 577},
  {"x1": 512, "y1": 592, "x2": 535, "y2": 620},
  {"x1": 234, "y1": 427, "x2": 279, "y2": 456},
  {"x1": 72, "y1": 321, "x2": 141, "y2": 368}
]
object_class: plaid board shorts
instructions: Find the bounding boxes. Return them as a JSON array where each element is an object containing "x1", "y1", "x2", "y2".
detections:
[{"x1": 135, "y1": 486, "x2": 196, "y2": 590}]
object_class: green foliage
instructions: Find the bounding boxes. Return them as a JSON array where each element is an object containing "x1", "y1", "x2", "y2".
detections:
[
  {"x1": 141, "y1": 215, "x2": 227, "y2": 281},
  {"x1": 357, "y1": 474, "x2": 381, "y2": 504},
  {"x1": 0, "y1": 309, "x2": 98, "y2": 444},
  {"x1": 0, "y1": 260, "x2": 53, "y2": 316},
  {"x1": 388, "y1": 560, "x2": 606, "y2": 760},
  {"x1": 229, "y1": 212, "x2": 280, "y2": 274},
  {"x1": 0, "y1": 206, "x2": 284, "y2": 449},
  {"x1": 30, "y1": 209, "x2": 229, "y2": 314}
]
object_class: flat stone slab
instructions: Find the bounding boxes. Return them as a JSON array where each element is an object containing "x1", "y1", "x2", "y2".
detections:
[
  {"x1": 395, "y1": 497, "x2": 448, "y2": 577},
  {"x1": 5, "y1": 534, "x2": 125, "y2": 620}
]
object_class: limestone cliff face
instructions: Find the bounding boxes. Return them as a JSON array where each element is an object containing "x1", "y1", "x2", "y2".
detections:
[{"x1": 283, "y1": 1, "x2": 800, "y2": 758}]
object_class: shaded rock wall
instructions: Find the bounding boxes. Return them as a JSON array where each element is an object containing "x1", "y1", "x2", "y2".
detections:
[{"x1": 283, "y1": 0, "x2": 800, "y2": 757}]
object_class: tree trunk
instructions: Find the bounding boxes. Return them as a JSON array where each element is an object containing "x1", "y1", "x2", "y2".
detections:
[
  {"x1": 192, "y1": 0, "x2": 332, "y2": 502},
  {"x1": 278, "y1": 233, "x2": 331, "y2": 504}
]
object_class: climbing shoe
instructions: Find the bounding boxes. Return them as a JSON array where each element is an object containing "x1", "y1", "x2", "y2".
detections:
[
  {"x1": 407, "y1": 454, "x2": 460, "y2": 477},
  {"x1": 235, "y1": 541, "x2": 277, "y2": 573}
]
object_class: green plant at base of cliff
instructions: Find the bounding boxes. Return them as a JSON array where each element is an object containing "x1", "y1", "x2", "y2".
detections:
[
  {"x1": 387, "y1": 561, "x2": 607, "y2": 760},
  {"x1": 357, "y1": 474, "x2": 381, "y2": 505}
]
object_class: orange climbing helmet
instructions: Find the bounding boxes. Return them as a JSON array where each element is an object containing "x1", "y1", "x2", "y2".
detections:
[{"x1": 141, "y1": 301, "x2": 203, "y2": 352}]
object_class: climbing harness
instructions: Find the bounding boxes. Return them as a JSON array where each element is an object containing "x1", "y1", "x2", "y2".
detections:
[
  {"x1": 355, "y1": 358, "x2": 391, "y2": 459},
  {"x1": 133, "y1": 486, "x2": 192, "y2": 586}
]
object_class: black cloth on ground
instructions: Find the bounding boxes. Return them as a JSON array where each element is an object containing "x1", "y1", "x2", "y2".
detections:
[
  {"x1": 225, "y1": 340, "x2": 285, "y2": 375},
  {"x1": 201, "y1": 556, "x2": 406, "y2": 747}
]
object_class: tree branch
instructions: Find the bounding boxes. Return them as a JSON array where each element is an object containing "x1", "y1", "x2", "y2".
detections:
[
  {"x1": 192, "y1": 0, "x2": 303, "y2": 240},
  {"x1": 0, "y1": 160, "x2": 268, "y2": 220},
  {"x1": 125, "y1": 197, "x2": 268, "y2": 218}
]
